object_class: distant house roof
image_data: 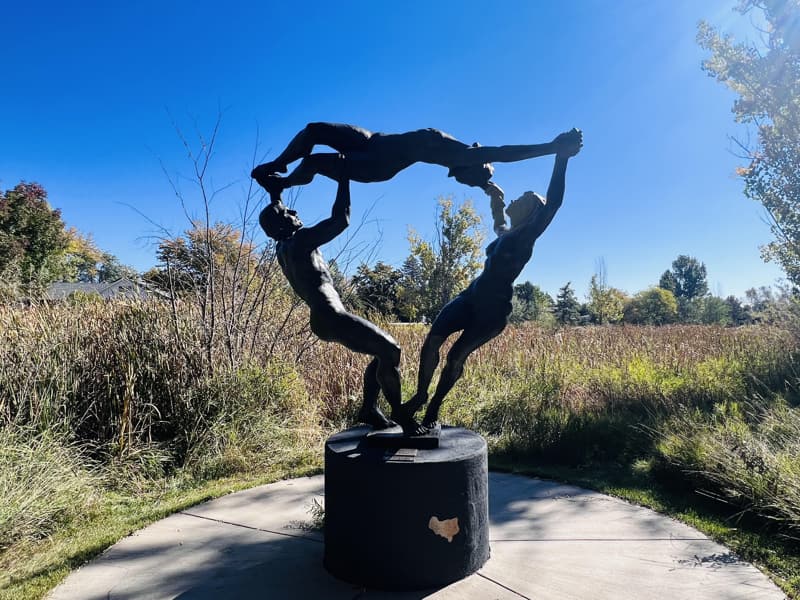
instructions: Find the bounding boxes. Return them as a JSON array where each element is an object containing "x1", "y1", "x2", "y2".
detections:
[{"x1": 45, "y1": 277, "x2": 167, "y2": 301}]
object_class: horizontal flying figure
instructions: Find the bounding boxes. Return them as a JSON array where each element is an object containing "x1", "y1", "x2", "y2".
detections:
[{"x1": 252, "y1": 122, "x2": 580, "y2": 233}]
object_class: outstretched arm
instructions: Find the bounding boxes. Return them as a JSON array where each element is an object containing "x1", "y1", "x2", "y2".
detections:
[
  {"x1": 452, "y1": 128, "x2": 583, "y2": 167},
  {"x1": 516, "y1": 129, "x2": 582, "y2": 243},
  {"x1": 297, "y1": 174, "x2": 351, "y2": 249},
  {"x1": 536, "y1": 155, "x2": 569, "y2": 234},
  {"x1": 516, "y1": 157, "x2": 569, "y2": 244}
]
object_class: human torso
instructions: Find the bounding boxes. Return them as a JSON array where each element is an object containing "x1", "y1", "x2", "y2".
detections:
[
  {"x1": 353, "y1": 129, "x2": 464, "y2": 179},
  {"x1": 463, "y1": 232, "x2": 535, "y2": 316},
  {"x1": 276, "y1": 239, "x2": 345, "y2": 313}
]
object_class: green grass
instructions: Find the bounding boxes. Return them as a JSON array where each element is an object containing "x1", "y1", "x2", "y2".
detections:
[
  {"x1": 490, "y1": 455, "x2": 800, "y2": 599},
  {"x1": 0, "y1": 462, "x2": 322, "y2": 600},
  {"x1": 654, "y1": 399, "x2": 800, "y2": 535}
]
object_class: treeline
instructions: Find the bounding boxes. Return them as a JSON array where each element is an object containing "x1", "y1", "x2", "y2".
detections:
[
  {"x1": 351, "y1": 255, "x2": 790, "y2": 327},
  {"x1": 0, "y1": 182, "x2": 138, "y2": 299},
  {"x1": 3, "y1": 182, "x2": 792, "y2": 329},
  {"x1": 543, "y1": 256, "x2": 790, "y2": 327},
  {"x1": 339, "y1": 197, "x2": 792, "y2": 327}
]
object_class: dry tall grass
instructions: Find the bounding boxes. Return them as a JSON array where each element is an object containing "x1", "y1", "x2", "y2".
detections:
[
  {"x1": 0, "y1": 298, "x2": 797, "y2": 547},
  {"x1": 300, "y1": 323, "x2": 795, "y2": 451}
]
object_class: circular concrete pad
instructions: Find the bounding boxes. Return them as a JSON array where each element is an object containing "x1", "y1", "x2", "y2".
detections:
[{"x1": 48, "y1": 473, "x2": 785, "y2": 599}]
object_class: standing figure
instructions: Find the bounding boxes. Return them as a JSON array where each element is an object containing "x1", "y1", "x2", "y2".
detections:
[
  {"x1": 259, "y1": 163, "x2": 420, "y2": 434},
  {"x1": 398, "y1": 129, "x2": 583, "y2": 433},
  {"x1": 252, "y1": 122, "x2": 579, "y2": 233}
]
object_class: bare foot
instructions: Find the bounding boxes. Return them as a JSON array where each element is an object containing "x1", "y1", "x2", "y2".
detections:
[
  {"x1": 391, "y1": 410, "x2": 426, "y2": 437},
  {"x1": 251, "y1": 161, "x2": 287, "y2": 177},
  {"x1": 400, "y1": 419, "x2": 441, "y2": 437},
  {"x1": 356, "y1": 406, "x2": 395, "y2": 430},
  {"x1": 253, "y1": 173, "x2": 286, "y2": 202},
  {"x1": 411, "y1": 422, "x2": 432, "y2": 436},
  {"x1": 422, "y1": 405, "x2": 442, "y2": 430},
  {"x1": 421, "y1": 419, "x2": 442, "y2": 434}
]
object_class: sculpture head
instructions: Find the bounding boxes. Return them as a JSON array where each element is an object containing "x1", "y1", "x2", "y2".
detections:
[
  {"x1": 448, "y1": 163, "x2": 494, "y2": 188},
  {"x1": 506, "y1": 191, "x2": 545, "y2": 229},
  {"x1": 259, "y1": 201, "x2": 303, "y2": 240}
]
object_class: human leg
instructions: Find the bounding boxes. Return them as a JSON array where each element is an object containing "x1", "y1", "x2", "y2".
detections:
[
  {"x1": 422, "y1": 320, "x2": 506, "y2": 428},
  {"x1": 254, "y1": 153, "x2": 344, "y2": 200},
  {"x1": 402, "y1": 332, "x2": 446, "y2": 415},
  {"x1": 254, "y1": 123, "x2": 372, "y2": 174},
  {"x1": 400, "y1": 296, "x2": 471, "y2": 417},
  {"x1": 356, "y1": 358, "x2": 394, "y2": 429},
  {"x1": 312, "y1": 309, "x2": 419, "y2": 433},
  {"x1": 282, "y1": 153, "x2": 343, "y2": 186}
]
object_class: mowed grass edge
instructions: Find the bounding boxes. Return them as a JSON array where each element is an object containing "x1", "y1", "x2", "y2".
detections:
[{"x1": 0, "y1": 463, "x2": 322, "y2": 600}]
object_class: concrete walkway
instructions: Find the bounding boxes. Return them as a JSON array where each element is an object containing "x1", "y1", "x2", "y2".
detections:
[{"x1": 48, "y1": 473, "x2": 785, "y2": 599}]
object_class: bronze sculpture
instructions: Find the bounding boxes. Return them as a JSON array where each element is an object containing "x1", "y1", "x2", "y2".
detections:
[
  {"x1": 398, "y1": 129, "x2": 582, "y2": 433},
  {"x1": 253, "y1": 122, "x2": 585, "y2": 590},
  {"x1": 252, "y1": 122, "x2": 575, "y2": 233},
  {"x1": 255, "y1": 124, "x2": 582, "y2": 437},
  {"x1": 259, "y1": 160, "x2": 420, "y2": 434}
]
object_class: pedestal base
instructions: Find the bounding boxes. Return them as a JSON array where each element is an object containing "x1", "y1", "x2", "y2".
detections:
[
  {"x1": 323, "y1": 426, "x2": 489, "y2": 591},
  {"x1": 365, "y1": 424, "x2": 440, "y2": 449}
]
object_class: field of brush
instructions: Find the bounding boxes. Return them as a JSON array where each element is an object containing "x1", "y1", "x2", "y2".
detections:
[{"x1": 1, "y1": 301, "x2": 799, "y2": 597}]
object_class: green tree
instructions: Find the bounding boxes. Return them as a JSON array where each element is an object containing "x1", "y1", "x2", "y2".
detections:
[
  {"x1": 554, "y1": 282, "x2": 581, "y2": 325},
  {"x1": 725, "y1": 295, "x2": 752, "y2": 325},
  {"x1": 666, "y1": 255, "x2": 709, "y2": 301},
  {"x1": 698, "y1": 1, "x2": 800, "y2": 284},
  {"x1": 587, "y1": 263, "x2": 626, "y2": 325},
  {"x1": 660, "y1": 255, "x2": 709, "y2": 322},
  {"x1": 701, "y1": 295, "x2": 733, "y2": 325},
  {"x1": 97, "y1": 253, "x2": 139, "y2": 282},
  {"x1": 623, "y1": 287, "x2": 678, "y2": 325},
  {"x1": 744, "y1": 284, "x2": 799, "y2": 323},
  {"x1": 150, "y1": 221, "x2": 256, "y2": 294},
  {"x1": 59, "y1": 229, "x2": 137, "y2": 284},
  {"x1": 0, "y1": 182, "x2": 70, "y2": 290},
  {"x1": 397, "y1": 197, "x2": 484, "y2": 321},
  {"x1": 59, "y1": 229, "x2": 101, "y2": 282},
  {"x1": 351, "y1": 261, "x2": 402, "y2": 318},
  {"x1": 509, "y1": 281, "x2": 554, "y2": 324},
  {"x1": 745, "y1": 285, "x2": 776, "y2": 313},
  {"x1": 658, "y1": 270, "x2": 678, "y2": 295}
]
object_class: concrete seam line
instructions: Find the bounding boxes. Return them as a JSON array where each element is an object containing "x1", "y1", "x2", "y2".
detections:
[
  {"x1": 179, "y1": 511, "x2": 324, "y2": 543},
  {"x1": 489, "y1": 537, "x2": 709, "y2": 542},
  {"x1": 477, "y1": 572, "x2": 532, "y2": 599}
]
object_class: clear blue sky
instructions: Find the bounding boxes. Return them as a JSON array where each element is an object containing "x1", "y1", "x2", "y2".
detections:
[{"x1": 1, "y1": 0, "x2": 785, "y2": 299}]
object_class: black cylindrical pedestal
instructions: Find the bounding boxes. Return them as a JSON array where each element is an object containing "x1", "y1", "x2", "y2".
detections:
[{"x1": 323, "y1": 426, "x2": 489, "y2": 590}]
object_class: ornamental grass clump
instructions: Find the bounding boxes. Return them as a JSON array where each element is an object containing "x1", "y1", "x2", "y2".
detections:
[
  {"x1": 0, "y1": 427, "x2": 99, "y2": 549},
  {"x1": 655, "y1": 399, "x2": 800, "y2": 533},
  {"x1": 182, "y1": 362, "x2": 323, "y2": 480}
]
